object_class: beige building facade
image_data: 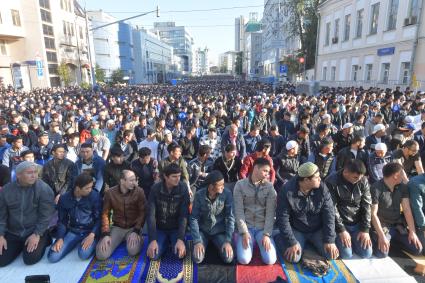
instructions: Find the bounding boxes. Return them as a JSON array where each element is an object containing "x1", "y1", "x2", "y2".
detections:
[
  {"x1": 316, "y1": 0, "x2": 425, "y2": 90},
  {"x1": 0, "y1": 0, "x2": 91, "y2": 90}
]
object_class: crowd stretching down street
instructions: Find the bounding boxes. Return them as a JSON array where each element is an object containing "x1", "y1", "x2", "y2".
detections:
[{"x1": 1, "y1": 79, "x2": 425, "y2": 270}]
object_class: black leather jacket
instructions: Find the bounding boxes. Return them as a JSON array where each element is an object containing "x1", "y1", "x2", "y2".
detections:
[{"x1": 325, "y1": 171, "x2": 372, "y2": 233}]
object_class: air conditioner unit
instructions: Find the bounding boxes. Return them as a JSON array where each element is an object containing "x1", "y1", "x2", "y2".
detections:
[
  {"x1": 332, "y1": 37, "x2": 338, "y2": 44},
  {"x1": 404, "y1": 17, "x2": 411, "y2": 26},
  {"x1": 411, "y1": 16, "x2": 418, "y2": 25}
]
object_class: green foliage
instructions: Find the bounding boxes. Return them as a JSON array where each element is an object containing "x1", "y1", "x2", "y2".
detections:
[
  {"x1": 282, "y1": 55, "x2": 302, "y2": 76},
  {"x1": 110, "y1": 69, "x2": 124, "y2": 84},
  {"x1": 58, "y1": 62, "x2": 71, "y2": 86},
  {"x1": 80, "y1": 81, "x2": 91, "y2": 90},
  {"x1": 286, "y1": 0, "x2": 320, "y2": 70},
  {"x1": 95, "y1": 64, "x2": 105, "y2": 83}
]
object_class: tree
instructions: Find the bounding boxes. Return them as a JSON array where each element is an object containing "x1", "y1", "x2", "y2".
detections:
[
  {"x1": 95, "y1": 64, "x2": 105, "y2": 82},
  {"x1": 286, "y1": 0, "x2": 320, "y2": 70},
  {"x1": 110, "y1": 69, "x2": 124, "y2": 84},
  {"x1": 235, "y1": 52, "x2": 243, "y2": 75},
  {"x1": 281, "y1": 55, "x2": 301, "y2": 78},
  {"x1": 58, "y1": 62, "x2": 71, "y2": 86}
]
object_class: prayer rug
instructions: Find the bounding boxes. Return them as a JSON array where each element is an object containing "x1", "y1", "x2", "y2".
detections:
[
  {"x1": 236, "y1": 246, "x2": 286, "y2": 283},
  {"x1": 141, "y1": 241, "x2": 197, "y2": 283},
  {"x1": 278, "y1": 251, "x2": 357, "y2": 283},
  {"x1": 78, "y1": 237, "x2": 148, "y2": 283},
  {"x1": 197, "y1": 243, "x2": 236, "y2": 283}
]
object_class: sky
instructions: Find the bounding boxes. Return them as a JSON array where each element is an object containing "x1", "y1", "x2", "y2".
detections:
[{"x1": 83, "y1": 0, "x2": 264, "y2": 65}]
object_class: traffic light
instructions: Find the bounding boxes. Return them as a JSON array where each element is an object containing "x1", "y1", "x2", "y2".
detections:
[
  {"x1": 299, "y1": 57, "x2": 305, "y2": 64},
  {"x1": 156, "y1": 6, "x2": 160, "y2": 17}
]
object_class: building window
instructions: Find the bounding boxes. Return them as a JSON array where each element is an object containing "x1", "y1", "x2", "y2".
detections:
[
  {"x1": 401, "y1": 62, "x2": 410, "y2": 84},
  {"x1": 381, "y1": 63, "x2": 390, "y2": 83},
  {"x1": 333, "y1": 19, "x2": 340, "y2": 43},
  {"x1": 42, "y1": 24, "x2": 54, "y2": 36},
  {"x1": 11, "y1": 10, "x2": 21, "y2": 26},
  {"x1": 352, "y1": 65, "x2": 359, "y2": 81},
  {"x1": 0, "y1": 12, "x2": 2, "y2": 24},
  {"x1": 325, "y1": 22, "x2": 331, "y2": 46},
  {"x1": 46, "y1": 51, "x2": 57, "y2": 62},
  {"x1": 39, "y1": 0, "x2": 50, "y2": 10},
  {"x1": 356, "y1": 9, "x2": 364, "y2": 38},
  {"x1": 44, "y1": 37, "x2": 55, "y2": 49},
  {"x1": 40, "y1": 9, "x2": 51, "y2": 23},
  {"x1": 365, "y1": 64, "x2": 373, "y2": 81},
  {"x1": 61, "y1": 0, "x2": 72, "y2": 12},
  {"x1": 50, "y1": 77, "x2": 61, "y2": 87},
  {"x1": 79, "y1": 26, "x2": 84, "y2": 39},
  {"x1": 370, "y1": 3, "x2": 380, "y2": 35},
  {"x1": 331, "y1": 66, "x2": 336, "y2": 81},
  {"x1": 48, "y1": 64, "x2": 58, "y2": 75},
  {"x1": 0, "y1": 40, "x2": 6, "y2": 56},
  {"x1": 322, "y1": 66, "x2": 327, "y2": 81},
  {"x1": 344, "y1": 14, "x2": 351, "y2": 41},
  {"x1": 409, "y1": 0, "x2": 420, "y2": 20},
  {"x1": 387, "y1": 0, "x2": 399, "y2": 30}
]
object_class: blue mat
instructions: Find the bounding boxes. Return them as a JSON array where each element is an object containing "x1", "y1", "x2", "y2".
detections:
[
  {"x1": 78, "y1": 237, "x2": 148, "y2": 283},
  {"x1": 141, "y1": 241, "x2": 197, "y2": 283}
]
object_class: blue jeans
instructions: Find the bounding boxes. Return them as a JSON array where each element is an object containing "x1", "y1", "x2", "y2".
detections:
[
  {"x1": 336, "y1": 224, "x2": 372, "y2": 259},
  {"x1": 151, "y1": 229, "x2": 182, "y2": 261},
  {"x1": 236, "y1": 228, "x2": 277, "y2": 265},
  {"x1": 371, "y1": 226, "x2": 423, "y2": 258},
  {"x1": 48, "y1": 231, "x2": 96, "y2": 263},
  {"x1": 275, "y1": 229, "x2": 331, "y2": 263},
  {"x1": 192, "y1": 231, "x2": 233, "y2": 264}
]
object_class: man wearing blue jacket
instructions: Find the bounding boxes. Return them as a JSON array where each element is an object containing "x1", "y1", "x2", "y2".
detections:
[
  {"x1": 48, "y1": 173, "x2": 101, "y2": 262},
  {"x1": 189, "y1": 170, "x2": 235, "y2": 264},
  {"x1": 72, "y1": 143, "x2": 106, "y2": 193},
  {"x1": 275, "y1": 162, "x2": 339, "y2": 263}
]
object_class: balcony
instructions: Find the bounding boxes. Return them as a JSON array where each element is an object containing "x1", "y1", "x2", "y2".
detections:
[{"x1": 0, "y1": 24, "x2": 25, "y2": 39}]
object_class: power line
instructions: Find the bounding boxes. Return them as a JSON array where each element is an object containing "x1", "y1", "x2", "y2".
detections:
[{"x1": 104, "y1": 4, "x2": 264, "y2": 14}]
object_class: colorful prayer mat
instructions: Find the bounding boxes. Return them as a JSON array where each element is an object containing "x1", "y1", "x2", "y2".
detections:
[
  {"x1": 141, "y1": 241, "x2": 197, "y2": 283},
  {"x1": 78, "y1": 237, "x2": 148, "y2": 283},
  {"x1": 281, "y1": 259, "x2": 357, "y2": 283},
  {"x1": 236, "y1": 246, "x2": 286, "y2": 283}
]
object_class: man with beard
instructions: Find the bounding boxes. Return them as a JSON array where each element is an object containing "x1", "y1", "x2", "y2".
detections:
[
  {"x1": 392, "y1": 140, "x2": 424, "y2": 179},
  {"x1": 42, "y1": 144, "x2": 74, "y2": 204},
  {"x1": 336, "y1": 135, "x2": 368, "y2": 171},
  {"x1": 96, "y1": 170, "x2": 146, "y2": 260}
]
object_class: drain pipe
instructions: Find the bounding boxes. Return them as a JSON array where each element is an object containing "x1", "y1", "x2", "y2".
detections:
[{"x1": 410, "y1": 0, "x2": 424, "y2": 88}]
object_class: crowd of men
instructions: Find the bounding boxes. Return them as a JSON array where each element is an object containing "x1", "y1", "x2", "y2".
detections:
[{"x1": 1, "y1": 81, "x2": 425, "y2": 268}]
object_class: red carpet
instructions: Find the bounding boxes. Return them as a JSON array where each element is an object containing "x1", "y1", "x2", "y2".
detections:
[{"x1": 236, "y1": 246, "x2": 286, "y2": 283}]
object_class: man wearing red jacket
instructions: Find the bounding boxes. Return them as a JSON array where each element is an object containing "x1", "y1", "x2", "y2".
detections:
[{"x1": 239, "y1": 138, "x2": 275, "y2": 183}]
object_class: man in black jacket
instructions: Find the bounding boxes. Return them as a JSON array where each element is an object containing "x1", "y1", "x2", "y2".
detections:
[
  {"x1": 179, "y1": 126, "x2": 197, "y2": 162},
  {"x1": 131, "y1": 147, "x2": 158, "y2": 200},
  {"x1": 275, "y1": 162, "x2": 338, "y2": 263},
  {"x1": 146, "y1": 163, "x2": 190, "y2": 261},
  {"x1": 336, "y1": 134, "x2": 368, "y2": 171},
  {"x1": 42, "y1": 144, "x2": 74, "y2": 204},
  {"x1": 325, "y1": 159, "x2": 372, "y2": 259},
  {"x1": 103, "y1": 147, "x2": 130, "y2": 192}
]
